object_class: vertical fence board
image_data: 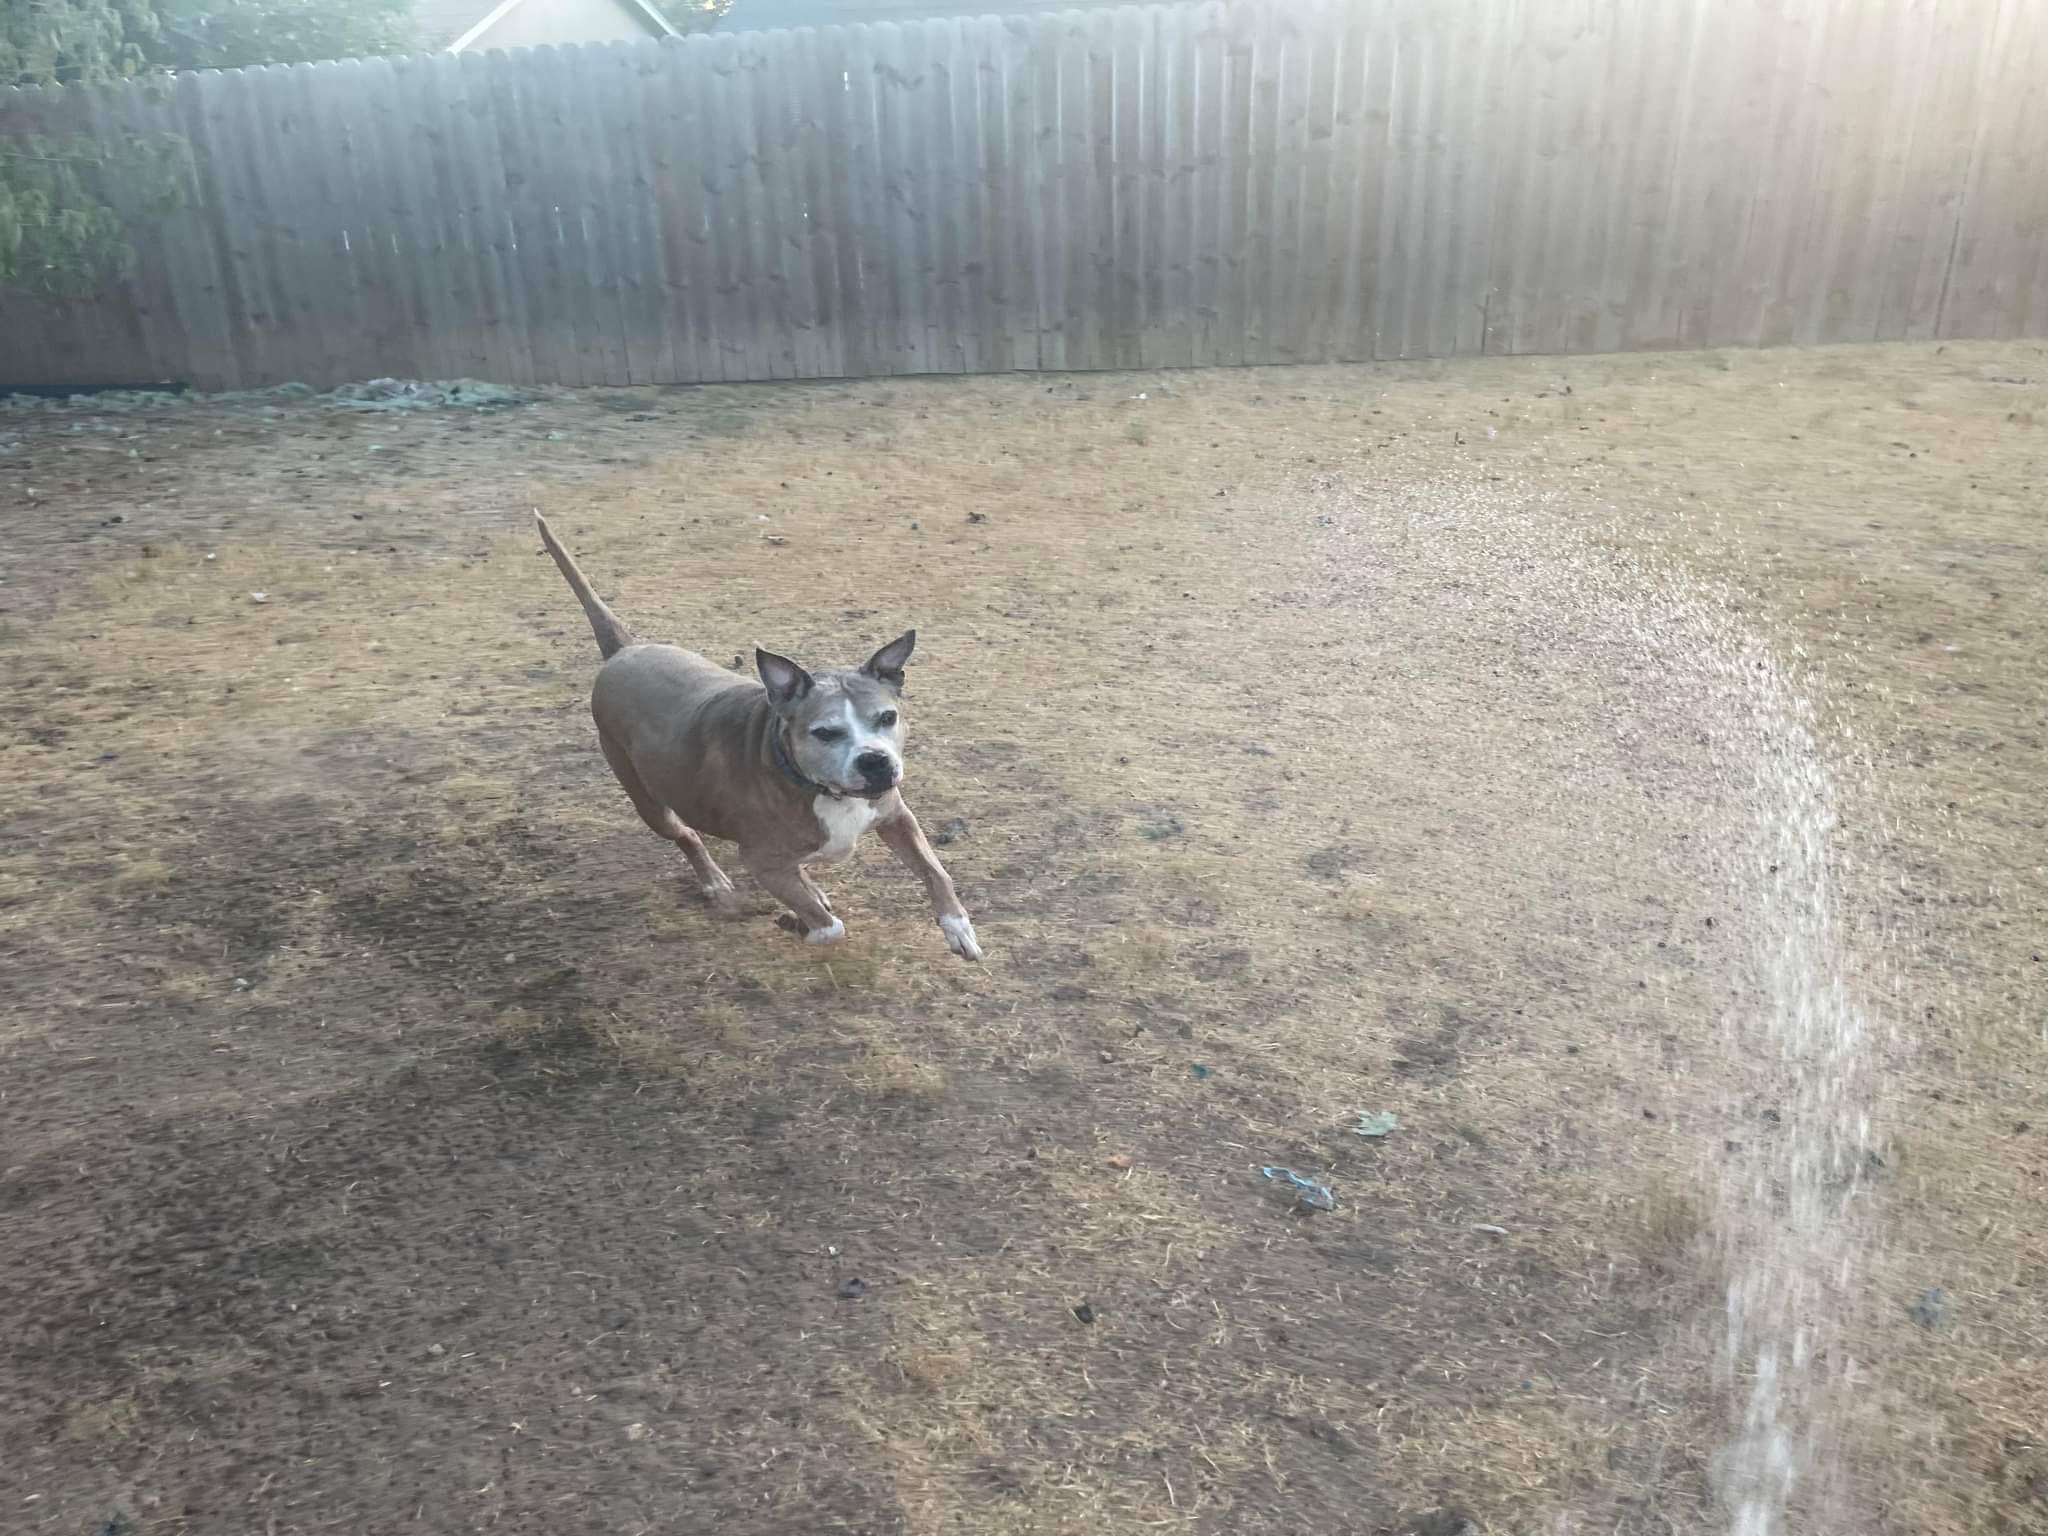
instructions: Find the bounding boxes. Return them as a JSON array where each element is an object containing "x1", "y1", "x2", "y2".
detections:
[
  {"x1": 968, "y1": 17, "x2": 1014, "y2": 372},
  {"x1": 1445, "y1": 0, "x2": 1500, "y2": 355},
  {"x1": 250, "y1": 62, "x2": 344, "y2": 382},
  {"x1": 442, "y1": 53, "x2": 519, "y2": 382},
  {"x1": 880, "y1": 24, "x2": 937, "y2": 376},
  {"x1": 1137, "y1": 5, "x2": 1169, "y2": 366},
  {"x1": 1188, "y1": 4, "x2": 1224, "y2": 367},
  {"x1": 1408, "y1": 3, "x2": 1456, "y2": 358},
  {"x1": 1944, "y1": 0, "x2": 2043, "y2": 337},
  {"x1": 1292, "y1": 1, "x2": 1334, "y2": 362},
  {"x1": 1154, "y1": 7, "x2": 1191, "y2": 366},
  {"x1": 1268, "y1": 3, "x2": 1310, "y2": 362},
  {"x1": 1111, "y1": 5, "x2": 1145, "y2": 369},
  {"x1": 809, "y1": 27, "x2": 866, "y2": 378},
  {"x1": 1609, "y1": 0, "x2": 1688, "y2": 349},
  {"x1": 93, "y1": 77, "x2": 186, "y2": 382},
  {"x1": 596, "y1": 43, "x2": 663, "y2": 385},
  {"x1": 1380, "y1": 14, "x2": 1427, "y2": 358},
  {"x1": 920, "y1": 19, "x2": 966, "y2": 374},
  {"x1": 1871, "y1": 3, "x2": 1964, "y2": 342},
  {"x1": 1755, "y1": 0, "x2": 1833, "y2": 346},
  {"x1": 750, "y1": 30, "x2": 813, "y2": 378},
  {"x1": 625, "y1": 40, "x2": 683, "y2": 384},
  {"x1": 789, "y1": 27, "x2": 847, "y2": 379},
  {"x1": 859, "y1": 24, "x2": 911, "y2": 373},
  {"x1": 948, "y1": 18, "x2": 995, "y2": 374},
  {"x1": 565, "y1": 47, "x2": 634, "y2": 384},
  {"x1": 472, "y1": 49, "x2": 532, "y2": 384},
  {"x1": 665, "y1": 37, "x2": 720, "y2": 383},
  {"x1": 355, "y1": 58, "x2": 429, "y2": 377},
  {"x1": 180, "y1": 69, "x2": 271, "y2": 384},
  {"x1": 1333, "y1": 4, "x2": 1386, "y2": 362},
  {"x1": 495, "y1": 49, "x2": 565, "y2": 383},
  {"x1": 839, "y1": 22, "x2": 899, "y2": 374},
  {"x1": 390, "y1": 54, "x2": 465, "y2": 380},
  {"x1": 1003, "y1": 15, "x2": 1047, "y2": 370},
  {"x1": 696, "y1": 35, "x2": 745, "y2": 380},
  {"x1": 1022, "y1": 13, "x2": 1060, "y2": 370},
  {"x1": 69, "y1": 83, "x2": 151, "y2": 383}
]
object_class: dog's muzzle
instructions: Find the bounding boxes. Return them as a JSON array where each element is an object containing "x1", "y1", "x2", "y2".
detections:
[{"x1": 854, "y1": 751, "x2": 899, "y2": 796}]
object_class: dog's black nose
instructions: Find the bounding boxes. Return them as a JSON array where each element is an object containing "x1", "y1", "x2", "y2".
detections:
[{"x1": 855, "y1": 751, "x2": 895, "y2": 780}]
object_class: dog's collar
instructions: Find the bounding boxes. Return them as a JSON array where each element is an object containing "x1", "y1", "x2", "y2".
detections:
[{"x1": 773, "y1": 727, "x2": 860, "y2": 800}]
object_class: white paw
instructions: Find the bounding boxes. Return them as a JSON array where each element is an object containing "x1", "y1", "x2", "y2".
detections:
[
  {"x1": 804, "y1": 916, "x2": 848, "y2": 946},
  {"x1": 939, "y1": 913, "x2": 983, "y2": 962},
  {"x1": 700, "y1": 874, "x2": 737, "y2": 907}
]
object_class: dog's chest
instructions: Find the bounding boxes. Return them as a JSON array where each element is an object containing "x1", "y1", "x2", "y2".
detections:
[{"x1": 809, "y1": 794, "x2": 880, "y2": 864}]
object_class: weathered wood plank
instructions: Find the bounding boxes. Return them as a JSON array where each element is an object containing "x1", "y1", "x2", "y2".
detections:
[
  {"x1": 1029, "y1": 11, "x2": 1067, "y2": 370},
  {"x1": 662, "y1": 35, "x2": 720, "y2": 384},
  {"x1": 596, "y1": 42, "x2": 667, "y2": 385},
  {"x1": 506, "y1": 47, "x2": 581, "y2": 383},
  {"x1": 966, "y1": 16, "x2": 1012, "y2": 372},
  {"x1": 1214, "y1": 0, "x2": 1257, "y2": 366},
  {"x1": 1187, "y1": 2, "x2": 1226, "y2": 367},
  {"x1": 1445, "y1": 0, "x2": 1500, "y2": 356},
  {"x1": 746, "y1": 28, "x2": 812, "y2": 378},
  {"x1": 950, "y1": 17, "x2": 996, "y2": 374},
  {"x1": 919, "y1": 18, "x2": 968, "y2": 374},
  {"x1": 391, "y1": 52, "x2": 469, "y2": 380},
  {"x1": 786, "y1": 25, "x2": 847, "y2": 379},
  {"x1": 441, "y1": 51, "x2": 521, "y2": 384},
  {"x1": 1153, "y1": 4, "x2": 1192, "y2": 368},
  {"x1": 1266, "y1": 0, "x2": 1311, "y2": 363},
  {"x1": 1110, "y1": 3, "x2": 1145, "y2": 369},
  {"x1": 806, "y1": 26, "x2": 866, "y2": 378}
]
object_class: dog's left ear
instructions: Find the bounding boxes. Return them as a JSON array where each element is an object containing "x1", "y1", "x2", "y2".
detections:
[
  {"x1": 757, "y1": 647, "x2": 815, "y2": 706},
  {"x1": 861, "y1": 629, "x2": 916, "y2": 691}
]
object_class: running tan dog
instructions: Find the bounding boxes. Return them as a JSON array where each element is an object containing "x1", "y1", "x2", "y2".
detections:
[{"x1": 535, "y1": 513, "x2": 982, "y2": 961}]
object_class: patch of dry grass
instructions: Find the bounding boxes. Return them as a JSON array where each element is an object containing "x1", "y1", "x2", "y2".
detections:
[{"x1": 0, "y1": 342, "x2": 2040, "y2": 1535}]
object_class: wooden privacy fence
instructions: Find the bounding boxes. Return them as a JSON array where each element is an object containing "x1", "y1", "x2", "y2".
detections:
[{"x1": 2, "y1": 0, "x2": 2047, "y2": 391}]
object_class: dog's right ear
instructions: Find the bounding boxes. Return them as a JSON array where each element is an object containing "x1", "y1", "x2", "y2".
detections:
[{"x1": 756, "y1": 647, "x2": 815, "y2": 707}]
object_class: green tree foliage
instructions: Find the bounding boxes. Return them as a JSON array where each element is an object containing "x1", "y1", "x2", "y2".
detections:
[
  {"x1": 4, "y1": 0, "x2": 415, "y2": 297},
  {"x1": 4, "y1": 0, "x2": 170, "y2": 295},
  {"x1": 143, "y1": 0, "x2": 415, "y2": 72},
  {"x1": 0, "y1": 129, "x2": 185, "y2": 293},
  {"x1": 2, "y1": 0, "x2": 159, "y2": 87}
]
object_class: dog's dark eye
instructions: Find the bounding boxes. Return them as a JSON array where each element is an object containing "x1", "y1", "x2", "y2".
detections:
[
  {"x1": 875, "y1": 710, "x2": 898, "y2": 729},
  {"x1": 810, "y1": 726, "x2": 846, "y2": 742}
]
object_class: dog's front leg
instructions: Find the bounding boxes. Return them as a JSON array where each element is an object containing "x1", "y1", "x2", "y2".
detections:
[
  {"x1": 746, "y1": 853, "x2": 845, "y2": 945},
  {"x1": 877, "y1": 808, "x2": 982, "y2": 961}
]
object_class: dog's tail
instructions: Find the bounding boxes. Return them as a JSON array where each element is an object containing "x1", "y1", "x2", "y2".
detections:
[{"x1": 534, "y1": 510, "x2": 635, "y2": 660}]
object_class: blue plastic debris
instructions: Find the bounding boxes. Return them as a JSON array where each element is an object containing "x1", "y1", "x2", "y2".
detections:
[
  {"x1": 1354, "y1": 1111, "x2": 1400, "y2": 1138},
  {"x1": 1261, "y1": 1166, "x2": 1335, "y2": 1211}
]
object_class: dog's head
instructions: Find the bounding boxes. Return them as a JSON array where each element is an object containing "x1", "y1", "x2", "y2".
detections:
[{"x1": 757, "y1": 631, "x2": 916, "y2": 798}]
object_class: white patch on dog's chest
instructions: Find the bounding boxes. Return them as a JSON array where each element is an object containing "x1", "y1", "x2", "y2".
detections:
[{"x1": 810, "y1": 794, "x2": 880, "y2": 864}]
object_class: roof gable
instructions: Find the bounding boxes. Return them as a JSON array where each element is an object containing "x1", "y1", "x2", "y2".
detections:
[{"x1": 414, "y1": 0, "x2": 679, "y2": 51}]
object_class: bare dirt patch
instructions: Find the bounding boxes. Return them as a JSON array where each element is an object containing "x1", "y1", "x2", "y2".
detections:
[{"x1": 1, "y1": 342, "x2": 2042, "y2": 1536}]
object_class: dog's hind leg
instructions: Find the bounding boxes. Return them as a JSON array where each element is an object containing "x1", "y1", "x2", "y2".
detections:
[{"x1": 597, "y1": 730, "x2": 737, "y2": 907}]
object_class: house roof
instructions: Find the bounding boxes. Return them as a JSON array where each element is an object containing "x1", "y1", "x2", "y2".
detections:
[
  {"x1": 413, "y1": 0, "x2": 679, "y2": 51},
  {"x1": 714, "y1": 0, "x2": 1152, "y2": 30},
  {"x1": 415, "y1": 0, "x2": 498, "y2": 47}
]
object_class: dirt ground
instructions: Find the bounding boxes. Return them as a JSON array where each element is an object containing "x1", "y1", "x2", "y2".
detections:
[{"x1": 1, "y1": 341, "x2": 2042, "y2": 1536}]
